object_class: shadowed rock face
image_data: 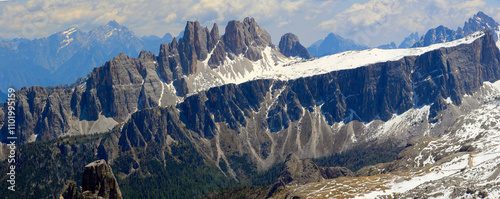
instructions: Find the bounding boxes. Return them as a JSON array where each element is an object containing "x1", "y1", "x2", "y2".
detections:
[{"x1": 279, "y1": 33, "x2": 312, "y2": 59}]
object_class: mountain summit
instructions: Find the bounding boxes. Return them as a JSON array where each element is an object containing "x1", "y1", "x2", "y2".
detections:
[
  {"x1": 307, "y1": 33, "x2": 369, "y2": 57},
  {"x1": 278, "y1": 33, "x2": 312, "y2": 59}
]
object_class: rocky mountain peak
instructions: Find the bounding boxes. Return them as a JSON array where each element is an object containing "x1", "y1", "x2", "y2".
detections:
[
  {"x1": 89, "y1": 20, "x2": 136, "y2": 42},
  {"x1": 210, "y1": 23, "x2": 219, "y2": 39},
  {"x1": 464, "y1": 11, "x2": 499, "y2": 41},
  {"x1": 469, "y1": 11, "x2": 497, "y2": 28},
  {"x1": 278, "y1": 32, "x2": 312, "y2": 59},
  {"x1": 223, "y1": 17, "x2": 272, "y2": 61},
  {"x1": 106, "y1": 20, "x2": 121, "y2": 28}
]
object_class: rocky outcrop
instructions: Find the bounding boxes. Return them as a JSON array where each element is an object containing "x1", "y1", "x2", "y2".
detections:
[
  {"x1": 63, "y1": 181, "x2": 79, "y2": 199},
  {"x1": 63, "y1": 160, "x2": 122, "y2": 199},
  {"x1": 268, "y1": 154, "x2": 324, "y2": 196},
  {"x1": 278, "y1": 33, "x2": 312, "y2": 59},
  {"x1": 319, "y1": 167, "x2": 354, "y2": 179},
  {"x1": 81, "y1": 160, "x2": 122, "y2": 199}
]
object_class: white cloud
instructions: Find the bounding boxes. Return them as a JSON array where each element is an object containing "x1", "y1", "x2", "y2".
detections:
[
  {"x1": 278, "y1": 21, "x2": 291, "y2": 28},
  {"x1": 164, "y1": 13, "x2": 177, "y2": 23}
]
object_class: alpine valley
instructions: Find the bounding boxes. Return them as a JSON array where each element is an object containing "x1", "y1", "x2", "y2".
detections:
[{"x1": 1, "y1": 11, "x2": 500, "y2": 199}]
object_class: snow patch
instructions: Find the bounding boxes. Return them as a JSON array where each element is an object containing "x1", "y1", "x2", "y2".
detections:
[{"x1": 58, "y1": 27, "x2": 77, "y2": 52}]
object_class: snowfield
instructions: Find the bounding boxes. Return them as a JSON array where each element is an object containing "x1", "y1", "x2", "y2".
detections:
[{"x1": 220, "y1": 31, "x2": 485, "y2": 84}]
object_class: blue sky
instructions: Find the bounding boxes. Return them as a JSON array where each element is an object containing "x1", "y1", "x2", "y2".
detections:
[{"x1": 1, "y1": 0, "x2": 500, "y2": 47}]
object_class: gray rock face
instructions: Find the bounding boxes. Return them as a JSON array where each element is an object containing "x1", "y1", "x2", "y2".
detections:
[
  {"x1": 81, "y1": 160, "x2": 122, "y2": 199},
  {"x1": 4, "y1": 24, "x2": 500, "y2": 198},
  {"x1": 223, "y1": 17, "x2": 272, "y2": 61},
  {"x1": 278, "y1": 33, "x2": 312, "y2": 59},
  {"x1": 63, "y1": 160, "x2": 122, "y2": 199}
]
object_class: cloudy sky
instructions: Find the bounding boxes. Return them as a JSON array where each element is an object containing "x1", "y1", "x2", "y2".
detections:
[{"x1": 1, "y1": 0, "x2": 500, "y2": 47}]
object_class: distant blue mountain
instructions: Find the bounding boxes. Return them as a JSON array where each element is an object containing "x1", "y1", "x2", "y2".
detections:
[
  {"x1": 398, "y1": 32, "x2": 419, "y2": 48},
  {"x1": 412, "y1": 11, "x2": 499, "y2": 47},
  {"x1": 377, "y1": 42, "x2": 397, "y2": 49},
  {"x1": 141, "y1": 33, "x2": 173, "y2": 53},
  {"x1": 307, "y1": 33, "x2": 369, "y2": 57},
  {"x1": 176, "y1": 30, "x2": 185, "y2": 39}
]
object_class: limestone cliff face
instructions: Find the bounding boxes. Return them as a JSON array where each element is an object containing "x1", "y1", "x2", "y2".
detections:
[
  {"x1": 3, "y1": 26, "x2": 500, "y2": 190},
  {"x1": 114, "y1": 31, "x2": 500, "y2": 175},
  {"x1": 1, "y1": 51, "x2": 169, "y2": 143}
]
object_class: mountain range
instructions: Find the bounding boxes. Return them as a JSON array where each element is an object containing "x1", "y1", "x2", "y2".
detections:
[
  {"x1": 1, "y1": 12, "x2": 500, "y2": 199},
  {"x1": 307, "y1": 33, "x2": 369, "y2": 57},
  {"x1": 308, "y1": 11, "x2": 500, "y2": 58},
  {"x1": 413, "y1": 11, "x2": 500, "y2": 48},
  {"x1": 0, "y1": 21, "x2": 173, "y2": 101}
]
